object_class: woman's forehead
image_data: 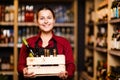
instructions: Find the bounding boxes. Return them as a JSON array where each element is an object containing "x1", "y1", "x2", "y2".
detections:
[{"x1": 38, "y1": 10, "x2": 53, "y2": 17}]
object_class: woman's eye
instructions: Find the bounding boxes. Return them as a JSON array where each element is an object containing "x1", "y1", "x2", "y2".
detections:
[
  {"x1": 48, "y1": 17, "x2": 52, "y2": 19},
  {"x1": 39, "y1": 16, "x2": 53, "y2": 20},
  {"x1": 48, "y1": 15, "x2": 54, "y2": 19},
  {"x1": 40, "y1": 17, "x2": 44, "y2": 20}
]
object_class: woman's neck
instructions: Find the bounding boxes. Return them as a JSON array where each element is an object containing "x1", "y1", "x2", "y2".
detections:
[{"x1": 40, "y1": 31, "x2": 52, "y2": 47}]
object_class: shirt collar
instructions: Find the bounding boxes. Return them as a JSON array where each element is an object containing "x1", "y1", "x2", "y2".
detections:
[{"x1": 36, "y1": 31, "x2": 57, "y2": 42}]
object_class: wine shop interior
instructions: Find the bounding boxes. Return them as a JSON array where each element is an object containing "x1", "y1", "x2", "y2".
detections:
[{"x1": 0, "y1": 0, "x2": 120, "y2": 80}]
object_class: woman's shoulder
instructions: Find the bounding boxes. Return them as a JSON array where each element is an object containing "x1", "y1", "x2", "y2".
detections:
[
  {"x1": 55, "y1": 35, "x2": 66, "y2": 40},
  {"x1": 26, "y1": 35, "x2": 38, "y2": 44},
  {"x1": 27, "y1": 35, "x2": 38, "y2": 40},
  {"x1": 55, "y1": 35, "x2": 70, "y2": 44}
]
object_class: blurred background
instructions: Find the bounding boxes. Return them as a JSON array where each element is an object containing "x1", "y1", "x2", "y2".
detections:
[{"x1": 0, "y1": 0, "x2": 120, "y2": 80}]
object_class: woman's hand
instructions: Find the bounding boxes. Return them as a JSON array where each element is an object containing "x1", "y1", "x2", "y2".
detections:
[
  {"x1": 58, "y1": 71, "x2": 68, "y2": 80},
  {"x1": 23, "y1": 67, "x2": 36, "y2": 78}
]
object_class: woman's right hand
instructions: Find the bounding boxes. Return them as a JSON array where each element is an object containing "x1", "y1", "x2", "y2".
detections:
[{"x1": 23, "y1": 67, "x2": 36, "y2": 78}]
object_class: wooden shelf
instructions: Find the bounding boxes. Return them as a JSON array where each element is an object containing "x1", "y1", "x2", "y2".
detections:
[
  {"x1": 109, "y1": 50, "x2": 120, "y2": 57},
  {"x1": 0, "y1": 22, "x2": 14, "y2": 26},
  {"x1": 19, "y1": 0, "x2": 74, "y2": 4},
  {"x1": 110, "y1": 18, "x2": 120, "y2": 24},
  {"x1": 0, "y1": 43, "x2": 14, "y2": 47},
  {"x1": 0, "y1": 71, "x2": 14, "y2": 75},
  {"x1": 86, "y1": 45, "x2": 94, "y2": 50},
  {"x1": 95, "y1": 47, "x2": 107, "y2": 53},
  {"x1": 0, "y1": 22, "x2": 74, "y2": 27},
  {"x1": 0, "y1": 0, "x2": 78, "y2": 80},
  {"x1": 96, "y1": 21, "x2": 108, "y2": 26},
  {"x1": 81, "y1": 71, "x2": 93, "y2": 80},
  {"x1": 85, "y1": 0, "x2": 120, "y2": 80},
  {"x1": 86, "y1": 23, "x2": 94, "y2": 27},
  {"x1": 98, "y1": 0, "x2": 108, "y2": 10},
  {"x1": 18, "y1": 22, "x2": 74, "y2": 27}
]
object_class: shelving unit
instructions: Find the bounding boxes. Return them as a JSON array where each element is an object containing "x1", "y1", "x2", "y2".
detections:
[
  {"x1": 0, "y1": 0, "x2": 78, "y2": 80},
  {"x1": 83, "y1": 0, "x2": 120, "y2": 80}
]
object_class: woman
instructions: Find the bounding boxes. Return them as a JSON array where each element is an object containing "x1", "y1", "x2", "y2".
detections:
[{"x1": 17, "y1": 5, "x2": 75, "y2": 80}]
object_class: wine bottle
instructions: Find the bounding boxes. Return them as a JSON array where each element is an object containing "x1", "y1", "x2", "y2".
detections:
[
  {"x1": 53, "y1": 49, "x2": 57, "y2": 57},
  {"x1": 22, "y1": 38, "x2": 34, "y2": 57}
]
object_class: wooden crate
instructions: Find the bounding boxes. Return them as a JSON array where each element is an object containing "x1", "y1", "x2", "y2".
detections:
[{"x1": 27, "y1": 55, "x2": 65, "y2": 76}]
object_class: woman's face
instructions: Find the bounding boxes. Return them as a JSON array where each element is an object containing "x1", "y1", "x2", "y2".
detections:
[{"x1": 37, "y1": 9, "x2": 55, "y2": 33}]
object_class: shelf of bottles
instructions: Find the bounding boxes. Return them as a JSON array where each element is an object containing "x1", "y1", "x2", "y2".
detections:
[
  {"x1": 85, "y1": 9, "x2": 94, "y2": 76},
  {"x1": 108, "y1": 65, "x2": 120, "y2": 80},
  {"x1": 0, "y1": 2, "x2": 14, "y2": 77},
  {"x1": 0, "y1": 75, "x2": 13, "y2": 80},
  {"x1": 17, "y1": 4, "x2": 75, "y2": 48},
  {"x1": 85, "y1": 0, "x2": 120, "y2": 80},
  {"x1": 110, "y1": 0, "x2": 120, "y2": 57},
  {"x1": 0, "y1": 47, "x2": 14, "y2": 74},
  {"x1": 0, "y1": 27, "x2": 14, "y2": 47},
  {"x1": 95, "y1": 25, "x2": 107, "y2": 51},
  {"x1": 84, "y1": 1, "x2": 95, "y2": 79},
  {"x1": 107, "y1": 2, "x2": 120, "y2": 79},
  {"x1": 0, "y1": 5, "x2": 14, "y2": 22},
  {"x1": 108, "y1": 0, "x2": 120, "y2": 80},
  {"x1": 0, "y1": 4, "x2": 14, "y2": 47},
  {"x1": 18, "y1": 4, "x2": 74, "y2": 22},
  {"x1": 0, "y1": 4, "x2": 74, "y2": 23},
  {"x1": 0, "y1": 0, "x2": 77, "y2": 80},
  {"x1": 86, "y1": 25, "x2": 94, "y2": 48},
  {"x1": 111, "y1": 26, "x2": 120, "y2": 51},
  {"x1": 95, "y1": 0, "x2": 108, "y2": 51},
  {"x1": 94, "y1": 1, "x2": 108, "y2": 79},
  {"x1": 86, "y1": 5, "x2": 94, "y2": 48},
  {"x1": 96, "y1": 0, "x2": 108, "y2": 24},
  {"x1": 0, "y1": 4, "x2": 75, "y2": 46},
  {"x1": 95, "y1": 50, "x2": 107, "y2": 80},
  {"x1": 110, "y1": 0, "x2": 120, "y2": 20},
  {"x1": 84, "y1": 49, "x2": 94, "y2": 77},
  {"x1": 0, "y1": 28, "x2": 14, "y2": 74},
  {"x1": 96, "y1": 59, "x2": 107, "y2": 80},
  {"x1": 17, "y1": 26, "x2": 74, "y2": 47}
]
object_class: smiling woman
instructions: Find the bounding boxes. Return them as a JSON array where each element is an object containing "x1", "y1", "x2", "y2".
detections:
[
  {"x1": 37, "y1": 6, "x2": 55, "y2": 34},
  {"x1": 17, "y1": 5, "x2": 75, "y2": 80}
]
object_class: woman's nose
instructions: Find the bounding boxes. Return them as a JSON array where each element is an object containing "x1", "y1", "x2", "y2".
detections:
[{"x1": 44, "y1": 19, "x2": 48, "y2": 24}]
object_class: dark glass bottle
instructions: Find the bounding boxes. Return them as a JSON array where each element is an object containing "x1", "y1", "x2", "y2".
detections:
[{"x1": 22, "y1": 38, "x2": 34, "y2": 57}]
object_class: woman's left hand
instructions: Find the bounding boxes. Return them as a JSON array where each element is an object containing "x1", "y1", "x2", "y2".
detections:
[{"x1": 58, "y1": 71, "x2": 68, "y2": 80}]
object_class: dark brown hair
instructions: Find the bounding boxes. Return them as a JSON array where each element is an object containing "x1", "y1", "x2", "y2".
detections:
[{"x1": 36, "y1": 5, "x2": 55, "y2": 19}]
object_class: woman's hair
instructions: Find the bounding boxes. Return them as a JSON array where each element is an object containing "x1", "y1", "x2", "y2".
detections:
[{"x1": 36, "y1": 5, "x2": 55, "y2": 19}]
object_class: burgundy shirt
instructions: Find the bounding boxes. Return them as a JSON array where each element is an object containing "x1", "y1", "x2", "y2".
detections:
[{"x1": 17, "y1": 32, "x2": 75, "y2": 78}]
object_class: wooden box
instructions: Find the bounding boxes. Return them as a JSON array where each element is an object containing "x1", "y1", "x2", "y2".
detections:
[{"x1": 27, "y1": 55, "x2": 65, "y2": 76}]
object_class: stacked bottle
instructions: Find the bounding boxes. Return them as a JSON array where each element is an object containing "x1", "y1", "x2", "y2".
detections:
[
  {"x1": 54, "y1": 27, "x2": 74, "y2": 46},
  {"x1": 97, "y1": 7, "x2": 108, "y2": 22},
  {"x1": 96, "y1": 26, "x2": 107, "y2": 48},
  {"x1": 108, "y1": 66, "x2": 120, "y2": 80},
  {"x1": 96, "y1": 60, "x2": 107, "y2": 80},
  {"x1": 17, "y1": 5, "x2": 74, "y2": 23},
  {"x1": 111, "y1": 0, "x2": 120, "y2": 19},
  {"x1": 0, "y1": 54, "x2": 14, "y2": 71},
  {"x1": 0, "y1": 5, "x2": 14, "y2": 22},
  {"x1": 85, "y1": 56, "x2": 93, "y2": 77},
  {"x1": 111, "y1": 26, "x2": 120, "y2": 50},
  {"x1": 0, "y1": 28, "x2": 14, "y2": 45},
  {"x1": 18, "y1": 27, "x2": 39, "y2": 44}
]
